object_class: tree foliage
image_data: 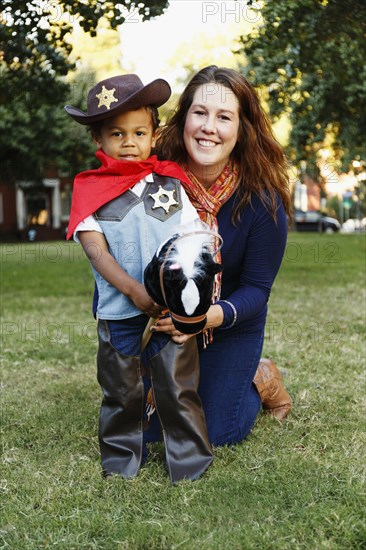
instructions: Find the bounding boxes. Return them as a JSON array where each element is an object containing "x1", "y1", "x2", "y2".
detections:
[
  {"x1": 239, "y1": 0, "x2": 366, "y2": 171},
  {"x1": 1, "y1": 0, "x2": 169, "y2": 76},
  {"x1": 0, "y1": 0, "x2": 169, "y2": 182}
]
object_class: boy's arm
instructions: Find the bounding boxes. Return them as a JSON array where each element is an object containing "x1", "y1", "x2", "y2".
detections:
[{"x1": 78, "y1": 230, "x2": 164, "y2": 318}]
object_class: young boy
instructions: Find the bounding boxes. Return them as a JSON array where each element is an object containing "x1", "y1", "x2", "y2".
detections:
[{"x1": 65, "y1": 74, "x2": 212, "y2": 482}]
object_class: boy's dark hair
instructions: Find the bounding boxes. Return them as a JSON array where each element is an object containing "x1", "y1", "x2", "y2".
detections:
[{"x1": 88, "y1": 105, "x2": 160, "y2": 140}]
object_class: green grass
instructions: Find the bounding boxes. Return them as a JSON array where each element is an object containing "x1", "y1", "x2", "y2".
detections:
[{"x1": 1, "y1": 233, "x2": 365, "y2": 549}]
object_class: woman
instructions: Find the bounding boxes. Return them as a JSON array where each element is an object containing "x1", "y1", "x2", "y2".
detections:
[{"x1": 151, "y1": 66, "x2": 292, "y2": 446}]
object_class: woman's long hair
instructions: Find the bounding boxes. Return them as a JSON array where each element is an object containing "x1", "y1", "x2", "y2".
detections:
[{"x1": 156, "y1": 65, "x2": 292, "y2": 223}]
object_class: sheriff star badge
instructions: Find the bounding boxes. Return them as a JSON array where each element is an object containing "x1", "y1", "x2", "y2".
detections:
[
  {"x1": 96, "y1": 86, "x2": 118, "y2": 110},
  {"x1": 149, "y1": 186, "x2": 178, "y2": 214}
]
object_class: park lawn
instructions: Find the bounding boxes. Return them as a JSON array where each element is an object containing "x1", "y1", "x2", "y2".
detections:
[{"x1": 1, "y1": 233, "x2": 365, "y2": 549}]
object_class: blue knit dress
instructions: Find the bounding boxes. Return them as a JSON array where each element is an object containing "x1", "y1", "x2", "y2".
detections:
[{"x1": 197, "y1": 191, "x2": 288, "y2": 445}]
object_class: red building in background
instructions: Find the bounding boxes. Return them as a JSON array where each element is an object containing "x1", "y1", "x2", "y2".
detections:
[{"x1": 0, "y1": 164, "x2": 73, "y2": 241}]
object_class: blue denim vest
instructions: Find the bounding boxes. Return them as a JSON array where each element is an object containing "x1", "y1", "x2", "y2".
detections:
[{"x1": 92, "y1": 173, "x2": 197, "y2": 320}]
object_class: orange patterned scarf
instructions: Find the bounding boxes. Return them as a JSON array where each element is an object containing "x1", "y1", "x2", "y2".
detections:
[
  {"x1": 182, "y1": 160, "x2": 239, "y2": 302},
  {"x1": 182, "y1": 161, "x2": 238, "y2": 228}
]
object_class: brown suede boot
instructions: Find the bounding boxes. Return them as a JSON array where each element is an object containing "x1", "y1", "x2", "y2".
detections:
[{"x1": 253, "y1": 358, "x2": 292, "y2": 420}]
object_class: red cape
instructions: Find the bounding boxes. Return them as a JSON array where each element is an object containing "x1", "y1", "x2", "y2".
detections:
[{"x1": 66, "y1": 150, "x2": 194, "y2": 240}]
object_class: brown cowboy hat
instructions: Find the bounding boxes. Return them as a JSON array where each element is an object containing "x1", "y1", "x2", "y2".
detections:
[{"x1": 64, "y1": 74, "x2": 171, "y2": 125}]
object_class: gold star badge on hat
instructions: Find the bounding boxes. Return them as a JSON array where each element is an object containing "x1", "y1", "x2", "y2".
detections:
[
  {"x1": 149, "y1": 186, "x2": 178, "y2": 214},
  {"x1": 96, "y1": 85, "x2": 118, "y2": 110}
]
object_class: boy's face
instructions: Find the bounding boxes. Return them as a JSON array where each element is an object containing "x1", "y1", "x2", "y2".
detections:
[{"x1": 94, "y1": 107, "x2": 156, "y2": 161}]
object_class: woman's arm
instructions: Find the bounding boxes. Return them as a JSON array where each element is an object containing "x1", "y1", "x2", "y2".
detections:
[
  {"x1": 217, "y1": 197, "x2": 288, "y2": 328},
  {"x1": 79, "y1": 230, "x2": 164, "y2": 318}
]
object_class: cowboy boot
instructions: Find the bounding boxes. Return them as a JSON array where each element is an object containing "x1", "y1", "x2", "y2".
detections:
[
  {"x1": 149, "y1": 338, "x2": 213, "y2": 483},
  {"x1": 253, "y1": 358, "x2": 292, "y2": 420},
  {"x1": 97, "y1": 319, "x2": 144, "y2": 478}
]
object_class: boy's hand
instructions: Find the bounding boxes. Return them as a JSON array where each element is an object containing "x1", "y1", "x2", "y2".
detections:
[{"x1": 128, "y1": 282, "x2": 165, "y2": 318}]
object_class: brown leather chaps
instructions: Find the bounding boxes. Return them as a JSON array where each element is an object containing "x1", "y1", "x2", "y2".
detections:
[
  {"x1": 149, "y1": 338, "x2": 213, "y2": 482},
  {"x1": 96, "y1": 319, "x2": 212, "y2": 482},
  {"x1": 97, "y1": 319, "x2": 144, "y2": 478}
]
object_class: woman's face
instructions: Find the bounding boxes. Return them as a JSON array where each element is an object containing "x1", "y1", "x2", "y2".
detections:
[{"x1": 183, "y1": 83, "x2": 240, "y2": 185}]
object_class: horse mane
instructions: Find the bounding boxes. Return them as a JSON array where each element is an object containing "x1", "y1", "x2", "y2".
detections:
[{"x1": 168, "y1": 230, "x2": 214, "y2": 280}]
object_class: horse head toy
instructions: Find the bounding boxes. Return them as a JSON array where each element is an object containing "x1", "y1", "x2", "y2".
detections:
[{"x1": 144, "y1": 222, "x2": 223, "y2": 334}]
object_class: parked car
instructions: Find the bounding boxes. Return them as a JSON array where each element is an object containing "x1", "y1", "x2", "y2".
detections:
[
  {"x1": 321, "y1": 216, "x2": 342, "y2": 233},
  {"x1": 294, "y1": 210, "x2": 341, "y2": 233}
]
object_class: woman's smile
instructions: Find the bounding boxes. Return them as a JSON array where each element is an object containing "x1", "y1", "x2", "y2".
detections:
[{"x1": 196, "y1": 139, "x2": 220, "y2": 148}]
